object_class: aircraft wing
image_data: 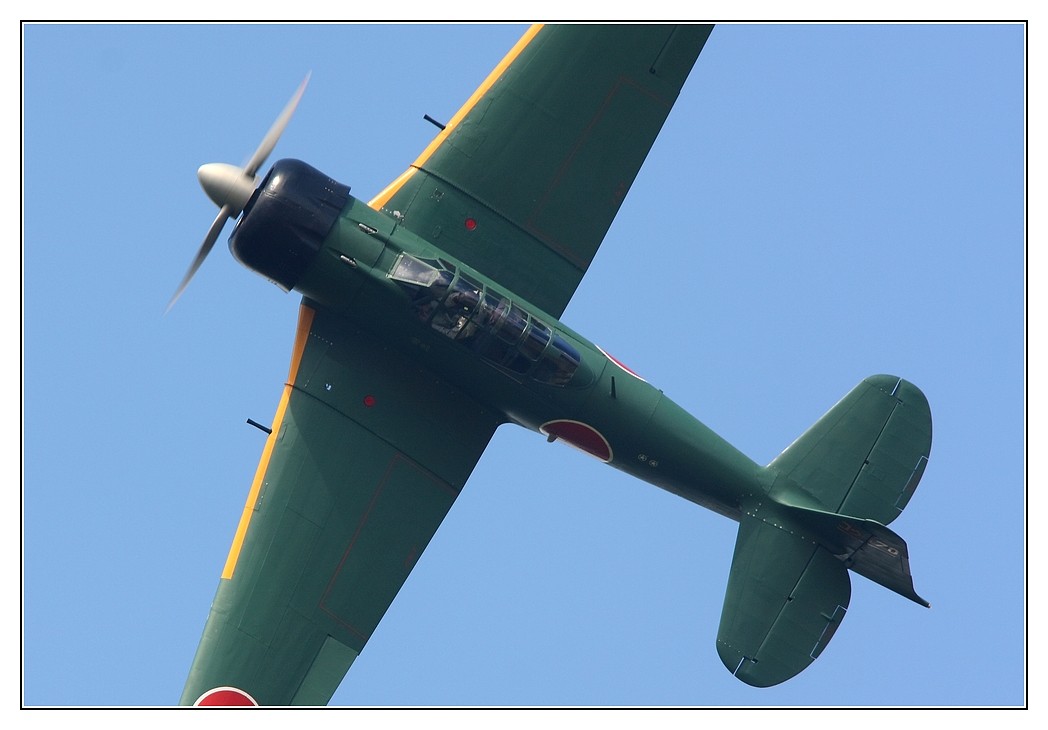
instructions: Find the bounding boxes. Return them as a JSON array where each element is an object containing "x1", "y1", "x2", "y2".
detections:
[
  {"x1": 369, "y1": 24, "x2": 714, "y2": 317},
  {"x1": 180, "y1": 303, "x2": 501, "y2": 705}
]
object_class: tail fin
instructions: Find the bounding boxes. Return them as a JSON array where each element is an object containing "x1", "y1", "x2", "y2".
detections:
[
  {"x1": 771, "y1": 501, "x2": 930, "y2": 607},
  {"x1": 716, "y1": 375, "x2": 932, "y2": 687}
]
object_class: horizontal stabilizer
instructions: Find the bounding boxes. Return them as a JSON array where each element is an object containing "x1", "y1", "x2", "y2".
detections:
[
  {"x1": 769, "y1": 375, "x2": 932, "y2": 526},
  {"x1": 717, "y1": 512, "x2": 851, "y2": 687}
]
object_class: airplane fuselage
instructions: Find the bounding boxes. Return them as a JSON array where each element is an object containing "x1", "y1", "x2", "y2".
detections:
[
  {"x1": 180, "y1": 23, "x2": 933, "y2": 699},
  {"x1": 233, "y1": 159, "x2": 767, "y2": 523}
]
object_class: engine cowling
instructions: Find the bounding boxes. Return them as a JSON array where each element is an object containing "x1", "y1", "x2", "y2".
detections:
[{"x1": 229, "y1": 158, "x2": 350, "y2": 291}]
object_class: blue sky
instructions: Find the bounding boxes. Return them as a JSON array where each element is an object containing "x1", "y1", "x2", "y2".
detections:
[{"x1": 22, "y1": 21, "x2": 1026, "y2": 709}]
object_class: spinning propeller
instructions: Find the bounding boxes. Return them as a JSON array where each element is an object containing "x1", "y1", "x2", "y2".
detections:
[{"x1": 167, "y1": 73, "x2": 311, "y2": 313}]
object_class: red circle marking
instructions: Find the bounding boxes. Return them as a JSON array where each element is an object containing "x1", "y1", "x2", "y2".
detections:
[
  {"x1": 541, "y1": 420, "x2": 613, "y2": 462},
  {"x1": 464, "y1": 217, "x2": 478, "y2": 231},
  {"x1": 363, "y1": 394, "x2": 377, "y2": 407},
  {"x1": 596, "y1": 345, "x2": 646, "y2": 381},
  {"x1": 194, "y1": 686, "x2": 259, "y2": 706}
]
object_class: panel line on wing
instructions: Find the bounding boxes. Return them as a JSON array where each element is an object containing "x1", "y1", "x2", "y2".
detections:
[
  {"x1": 318, "y1": 452, "x2": 459, "y2": 642},
  {"x1": 368, "y1": 24, "x2": 544, "y2": 211},
  {"x1": 525, "y1": 74, "x2": 673, "y2": 267}
]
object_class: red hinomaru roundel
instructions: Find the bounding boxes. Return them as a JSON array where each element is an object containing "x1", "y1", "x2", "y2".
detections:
[
  {"x1": 596, "y1": 345, "x2": 646, "y2": 382},
  {"x1": 193, "y1": 686, "x2": 259, "y2": 706},
  {"x1": 540, "y1": 420, "x2": 613, "y2": 462}
]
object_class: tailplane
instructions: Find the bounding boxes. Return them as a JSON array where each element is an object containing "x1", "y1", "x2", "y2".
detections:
[
  {"x1": 716, "y1": 375, "x2": 932, "y2": 687},
  {"x1": 767, "y1": 374, "x2": 931, "y2": 525},
  {"x1": 717, "y1": 508, "x2": 851, "y2": 687}
]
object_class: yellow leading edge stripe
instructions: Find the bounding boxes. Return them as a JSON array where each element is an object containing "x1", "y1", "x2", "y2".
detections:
[
  {"x1": 367, "y1": 23, "x2": 544, "y2": 211},
  {"x1": 221, "y1": 304, "x2": 316, "y2": 580},
  {"x1": 222, "y1": 25, "x2": 544, "y2": 579}
]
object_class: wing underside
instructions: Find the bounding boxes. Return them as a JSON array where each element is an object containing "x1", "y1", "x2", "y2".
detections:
[
  {"x1": 370, "y1": 24, "x2": 714, "y2": 317},
  {"x1": 181, "y1": 304, "x2": 501, "y2": 705},
  {"x1": 182, "y1": 25, "x2": 719, "y2": 704}
]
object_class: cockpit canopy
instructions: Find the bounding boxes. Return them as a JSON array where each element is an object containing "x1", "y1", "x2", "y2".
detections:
[{"x1": 389, "y1": 254, "x2": 583, "y2": 386}]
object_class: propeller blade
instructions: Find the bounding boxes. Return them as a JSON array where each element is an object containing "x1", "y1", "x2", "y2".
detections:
[
  {"x1": 166, "y1": 204, "x2": 233, "y2": 313},
  {"x1": 244, "y1": 72, "x2": 311, "y2": 176},
  {"x1": 169, "y1": 73, "x2": 309, "y2": 313}
]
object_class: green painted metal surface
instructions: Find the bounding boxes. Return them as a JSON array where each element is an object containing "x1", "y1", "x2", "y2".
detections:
[
  {"x1": 718, "y1": 511, "x2": 851, "y2": 688},
  {"x1": 180, "y1": 308, "x2": 499, "y2": 705},
  {"x1": 768, "y1": 374, "x2": 932, "y2": 525},
  {"x1": 182, "y1": 23, "x2": 934, "y2": 704},
  {"x1": 378, "y1": 24, "x2": 713, "y2": 317}
]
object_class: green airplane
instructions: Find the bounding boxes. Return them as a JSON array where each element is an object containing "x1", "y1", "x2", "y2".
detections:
[{"x1": 174, "y1": 24, "x2": 932, "y2": 706}]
